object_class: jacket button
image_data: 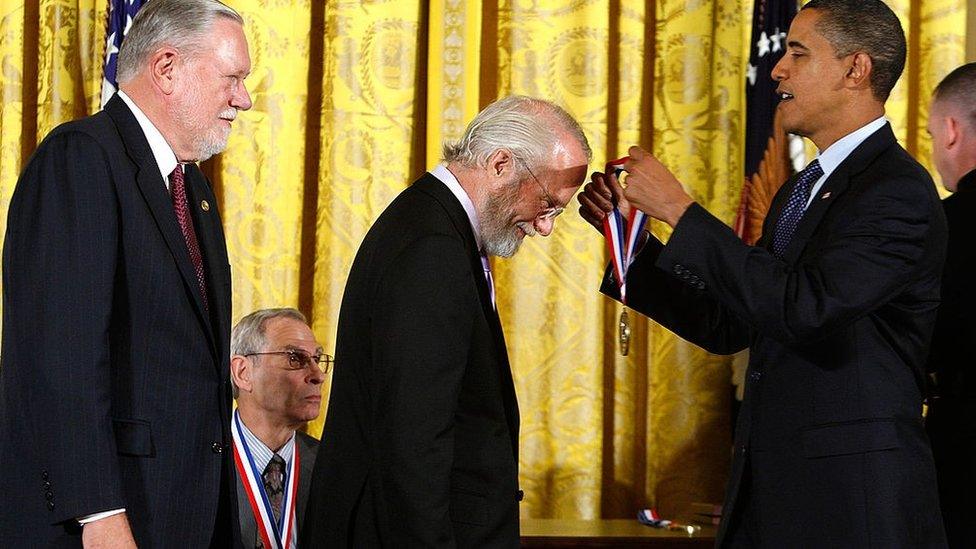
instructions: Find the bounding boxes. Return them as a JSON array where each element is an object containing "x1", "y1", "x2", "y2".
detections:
[
  {"x1": 45, "y1": 491, "x2": 54, "y2": 501},
  {"x1": 517, "y1": 490, "x2": 524, "y2": 502},
  {"x1": 42, "y1": 471, "x2": 49, "y2": 481},
  {"x1": 211, "y1": 442, "x2": 224, "y2": 454},
  {"x1": 695, "y1": 280, "x2": 706, "y2": 290},
  {"x1": 47, "y1": 501, "x2": 55, "y2": 511},
  {"x1": 43, "y1": 481, "x2": 51, "y2": 490},
  {"x1": 750, "y1": 370, "x2": 762, "y2": 382}
]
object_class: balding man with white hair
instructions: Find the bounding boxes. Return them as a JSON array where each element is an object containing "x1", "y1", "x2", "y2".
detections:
[
  {"x1": 304, "y1": 96, "x2": 591, "y2": 547},
  {"x1": 0, "y1": 0, "x2": 251, "y2": 546}
]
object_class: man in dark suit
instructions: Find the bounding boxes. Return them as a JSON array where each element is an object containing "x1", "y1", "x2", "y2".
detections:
[
  {"x1": 229, "y1": 308, "x2": 325, "y2": 549},
  {"x1": 0, "y1": 1, "x2": 251, "y2": 546},
  {"x1": 303, "y1": 96, "x2": 590, "y2": 548},
  {"x1": 579, "y1": 0, "x2": 947, "y2": 546},
  {"x1": 924, "y1": 62, "x2": 976, "y2": 548}
]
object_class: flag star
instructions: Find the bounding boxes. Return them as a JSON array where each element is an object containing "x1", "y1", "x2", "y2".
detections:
[
  {"x1": 757, "y1": 31, "x2": 771, "y2": 58},
  {"x1": 771, "y1": 28, "x2": 784, "y2": 53},
  {"x1": 747, "y1": 64, "x2": 758, "y2": 86},
  {"x1": 124, "y1": 14, "x2": 134, "y2": 34},
  {"x1": 770, "y1": 28, "x2": 786, "y2": 52},
  {"x1": 104, "y1": 31, "x2": 119, "y2": 66}
]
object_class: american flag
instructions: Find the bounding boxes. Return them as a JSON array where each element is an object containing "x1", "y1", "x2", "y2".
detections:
[
  {"x1": 101, "y1": 0, "x2": 147, "y2": 107},
  {"x1": 734, "y1": 0, "x2": 797, "y2": 243},
  {"x1": 744, "y1": 0, "x2": 795, "y2": 177}
]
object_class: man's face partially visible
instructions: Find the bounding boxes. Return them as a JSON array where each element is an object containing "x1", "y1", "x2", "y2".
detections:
[
  {"x1": 249, "y1": 317, "x2": 325, "y2": 427},
  {"x1": 479, "y1": 141, "x2": 588, "y2": 258},
  {"x1": 927, "y1": 99, "x2": 956, "y2": 191},
  {"x1": 771, "y1": 8, "x2": 852, "y2": 145},
  {"x1": 171, "y1": 18, "x2": 252, "y2": 161},
  {"x1": 479, "y1": 178, "x2": 535, "y2": 258}
]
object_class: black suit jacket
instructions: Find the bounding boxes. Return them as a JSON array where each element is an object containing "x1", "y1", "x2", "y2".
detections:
[
  {"x1": 236, "y1": 431, "x2": 318, "y2": 548},
  {"x1": 924, "y1": 169, "x2": 976, "y2": 548},
  {"x1": 604, "y1": 124, "x2": 947, "y2": 547},
  {"x1": 926, "y1": 169, "x2": 976, "y2": 425},
  {"x1": 303, "y1": 174, "x2": 521, "y2": 548},
  {"x1": 0, "y1": 95, "x2": 236, "y2": 547}
]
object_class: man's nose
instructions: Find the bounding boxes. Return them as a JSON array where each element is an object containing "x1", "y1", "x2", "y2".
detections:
[{"x1": 534, "y1": 217, "x2": 554, "y2": 237}]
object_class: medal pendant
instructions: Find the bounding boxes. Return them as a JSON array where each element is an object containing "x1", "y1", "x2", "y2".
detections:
[{"x1": 619, "y1": 308, "x2": 631, "y2": 356}]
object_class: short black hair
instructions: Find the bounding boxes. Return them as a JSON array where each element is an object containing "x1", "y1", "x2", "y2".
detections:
[
  {"x1": 933, "y1": 62, "x2": 976, "y2": 129},
  {"x1": 802, "y1": 0, "x2": 906, "y2": 102}
]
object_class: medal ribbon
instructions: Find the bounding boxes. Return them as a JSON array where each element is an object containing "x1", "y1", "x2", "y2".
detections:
[
  {"x1": 232, "y1": 410, "x2": 300, "y2": 549},
  {"x1": 601, "y1": 157, "x2": 648, "y2": 305}
]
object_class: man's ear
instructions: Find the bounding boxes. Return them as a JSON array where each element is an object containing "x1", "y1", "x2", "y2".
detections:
[
  {"x1": 487, "y1": 148, "x2": 516, "y2": 178},
  {"x1": 845, "y1": 52, "x2": 873, "y2": 92},
  {"x1": 230, "y1": 355, "x2": 253, "y2": 394},
  {"x1": 149, "y1": 47, "x2": 180, "y2": 95},
  {"x1": 943, "y1": 115, "x2": 960, "y2": 150}
]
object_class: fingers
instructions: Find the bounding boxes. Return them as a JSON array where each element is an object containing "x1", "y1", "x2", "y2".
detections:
[
  {"x1": 605, "y1": 169, "x2": 626, "y2": 205},
  {"x1": 577, "y1": 171, "x2": 616, "y2": 232},
  {"x1": 627, "y1": 145, "x2": 651, "y2": 163}
]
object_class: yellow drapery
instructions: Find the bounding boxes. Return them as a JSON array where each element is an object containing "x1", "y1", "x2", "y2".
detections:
[{"x1": 0, "y1": 0, "x2": 966, "y2": 519}]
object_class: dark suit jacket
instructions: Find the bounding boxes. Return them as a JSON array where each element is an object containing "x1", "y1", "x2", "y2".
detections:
[
  {"x1": 237, "y1": 431, "x2": 318, "y2": 548},
  {"x1": 303, "y1": 174, "x2": 521, "y2": 548},
  {"x1": 0, "y1": 95, "x2": 236, "y2": 547},
  {"x1": 926, "y1": 169, "x2": 976, "y2": 423},
  {"x1": 924, "y1": 169, "x2": 976, "y2": 548},
  {"x1": 604, "y1": 124, "x2": 947, "y2": 547}
]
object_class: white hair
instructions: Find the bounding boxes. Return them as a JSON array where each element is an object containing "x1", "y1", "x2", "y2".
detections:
[
  {"x1": 443, "y1": 95, "x2": 592, "y2": 174},
  {"x1": 116, "y1": 0, "x2": 243, "y2": 84}
]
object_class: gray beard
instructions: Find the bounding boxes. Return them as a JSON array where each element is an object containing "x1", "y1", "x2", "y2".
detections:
[{"x1": 479, "y1": 183, "x2": 523, "y2": 258}]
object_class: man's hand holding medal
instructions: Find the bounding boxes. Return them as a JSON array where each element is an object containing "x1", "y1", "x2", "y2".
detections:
[{"x1": 577, "y1": 146, "x2": 696, "y2": 355}]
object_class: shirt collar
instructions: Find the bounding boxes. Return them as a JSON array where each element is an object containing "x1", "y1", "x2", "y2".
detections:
[
  {"x1": 116, "y1": 89, "x2": 180, "y2": 185},
  {"x1": 955, "y1": 168, "x2": 976, "y2": 194},
  {"x1": 236, "y1": 414, "x2": 296, "y2": 471},
  {"x1": 430, "y1": 164, "x2": 483, "y2": 251},
  {"x1": 815, "y1": 115, "x2": 888, "y2": 178}
]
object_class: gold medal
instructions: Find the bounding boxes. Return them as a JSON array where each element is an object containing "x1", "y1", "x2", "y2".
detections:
[{"x1": 619, "y1": 308, "x2": 631, "y2": 356}]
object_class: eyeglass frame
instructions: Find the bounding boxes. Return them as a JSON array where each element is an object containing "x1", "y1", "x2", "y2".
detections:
[
  {"x1": 243, "y1": 349, "x2": 334, "y2": 374},
  {"x1": 513, "y1": 155, "x2": 564, "y2": 221}
]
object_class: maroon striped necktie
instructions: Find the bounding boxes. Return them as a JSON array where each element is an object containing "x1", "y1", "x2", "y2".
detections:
[{"x1": 169, "y1": 165, "x2": 209, "y2": 309}]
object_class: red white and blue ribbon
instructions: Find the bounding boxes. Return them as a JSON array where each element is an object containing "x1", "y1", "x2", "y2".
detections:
[
  {"x1": 232, "y1": 410, "x2": 300, "y2": 549},
  {"x1": 602, "y1": 157, "x2": 648, "y2": 305}
]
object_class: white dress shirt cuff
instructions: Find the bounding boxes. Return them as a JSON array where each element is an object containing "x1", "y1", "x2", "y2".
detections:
[{"x1": 77, "y1": 508, "x2": 126, "y2": 525}]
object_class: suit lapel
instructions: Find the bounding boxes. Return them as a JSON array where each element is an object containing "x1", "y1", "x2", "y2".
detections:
[
  {"x1": 769, "y1": 123, "x2": 897, "y2": 263},
  {"x1": 296, "y1": 433, "x2": 317, "y2": 530},
  {"x1": 235, "y1": 471, "x2": 259, "y2": 546},
  {"x1": 104, "y1": 95, "x2": 219, "y2": 361},
  {"x1": 184, "y1": 165, "x2": 231, "y2": 366}
]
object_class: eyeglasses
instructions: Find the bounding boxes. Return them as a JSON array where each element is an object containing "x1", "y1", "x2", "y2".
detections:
[
  {"x1": 515, "y1": 156, "x2": 564, "y2": 221},
  {"x1": 244, "y1": 350, "x2": 333, "y2": 374}
]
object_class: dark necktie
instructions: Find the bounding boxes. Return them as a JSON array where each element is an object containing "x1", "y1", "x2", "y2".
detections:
[
  {"x1": 480, "y1": 250, "x2": 496, "y2": 309},
  {"x1": 772, "y1": 159, "x2": 824, "y2": 258},
  {"x1": 169, "y1": 165, "x2": 209, "y2": 309},
  {"x1": 262, "y1": 453, "x2": 286, "y2": 525}
]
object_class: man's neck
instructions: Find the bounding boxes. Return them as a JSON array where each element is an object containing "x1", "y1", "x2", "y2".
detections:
[
  {"x1": 811, "y1": 104, "x2": 885, "y2": 152},
  {"x1": 237, "y1": 407, "x2": 297, "y2": 452}
]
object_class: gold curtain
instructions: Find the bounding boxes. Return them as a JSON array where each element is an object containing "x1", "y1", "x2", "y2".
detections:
[{"x1": 0, "y1": 0, "x2": 967, "y2": 520}]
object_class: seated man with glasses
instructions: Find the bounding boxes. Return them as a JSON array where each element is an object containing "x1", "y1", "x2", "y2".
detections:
[{"x1": 229, "y1": 308, "x2": 329, "y2": 549}]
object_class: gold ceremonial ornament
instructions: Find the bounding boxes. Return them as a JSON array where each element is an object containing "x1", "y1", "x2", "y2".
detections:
[{"x1": 619, "y1": 308, "x2": 631, "y2": 356}]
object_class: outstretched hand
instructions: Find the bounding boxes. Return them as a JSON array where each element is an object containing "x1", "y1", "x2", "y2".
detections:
[
  {"x1": 577, "y1": 167, "x2": 631, "y2": 233},
  {"x1": 622, "y1": 146, "x2": 694, "y2": 228}
]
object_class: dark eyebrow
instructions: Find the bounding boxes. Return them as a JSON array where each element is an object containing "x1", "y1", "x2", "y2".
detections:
[{"x1": 787, "y1": 40, "x2": 809, "y2": 52}]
